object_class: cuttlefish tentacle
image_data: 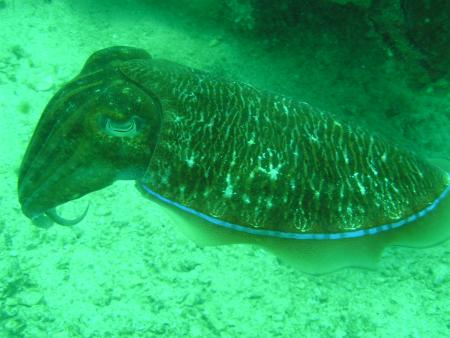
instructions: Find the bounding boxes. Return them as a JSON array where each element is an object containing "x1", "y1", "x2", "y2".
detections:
[{"x1": 45, "y1": 203, "x2": 90, "y2": 226}]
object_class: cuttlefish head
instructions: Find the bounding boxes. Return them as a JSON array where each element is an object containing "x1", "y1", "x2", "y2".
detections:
[{"x1": 18, "y1": 46, "x2": 161, "y2": 225}]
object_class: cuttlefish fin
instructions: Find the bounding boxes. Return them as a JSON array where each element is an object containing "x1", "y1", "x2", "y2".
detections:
[
  {"x1": 161, "y1": 201, "x2": 385, "y2": 274},
  {"x1": 386, "y1": 158, "x2": 450, "y2": 248},
  {"x1": 259, "y1": 178, "x2": 450, "y2": 274},
  {"x1": 139, "y1": 158, "x2": 450, "y2": 275},
  {"x1": 143, "y1": 192, "x2": 380, "y2": 274}
]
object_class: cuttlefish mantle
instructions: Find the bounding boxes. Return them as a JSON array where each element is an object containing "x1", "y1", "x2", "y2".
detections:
[{"x1": 18, "y1": 46, "x2": 450, "y2": 274}]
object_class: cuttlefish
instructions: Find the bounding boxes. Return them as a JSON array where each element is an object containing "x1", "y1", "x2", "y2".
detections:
[{"x1": 18, "y1": 46, "x2": 450, "y2": 274}]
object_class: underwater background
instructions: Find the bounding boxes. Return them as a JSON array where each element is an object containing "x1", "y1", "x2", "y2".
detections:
[{"x1": 1, "y1": 0, "x2": 449, "y2": 337}]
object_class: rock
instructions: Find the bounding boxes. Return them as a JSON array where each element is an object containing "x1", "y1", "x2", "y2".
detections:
[
  {"x1": 32, "y1": 75, "x2": 55, "y2": 92},
  {"x1": 432, "y1": 264, "x2": 448, "y2": 286},
  {"x1": 4, "y1": 318, "x2": 25, "y2": 333},
  {"x1": 17, "y1": 289, "x2": 43, "y2": 307}
]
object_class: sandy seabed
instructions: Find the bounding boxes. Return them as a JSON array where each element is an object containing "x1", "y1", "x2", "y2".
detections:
[{"x1": 0, "y1": 1, "x2": 449, "y2": 337}]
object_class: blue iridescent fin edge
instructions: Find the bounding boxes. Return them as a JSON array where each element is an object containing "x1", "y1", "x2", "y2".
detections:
[{"x1": 138, "y1": 174, "x2": 450, "y2": 240}]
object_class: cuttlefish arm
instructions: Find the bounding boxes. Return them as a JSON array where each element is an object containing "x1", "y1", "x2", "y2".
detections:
[
  {"x1": 18, "y1": 46, "x2": 162, "y2": 225},
  {"x1": 45, "y1": 205, "x2": 90, "y2": 226}
]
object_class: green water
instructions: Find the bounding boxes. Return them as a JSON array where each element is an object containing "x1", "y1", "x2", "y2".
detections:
[{"x1": 1, "y1": 1, "x2": 449, "y2": 337}]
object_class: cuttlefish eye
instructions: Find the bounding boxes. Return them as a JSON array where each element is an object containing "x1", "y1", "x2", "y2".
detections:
[{"x1": 99, "y1": 115, "x2": 143, "y2": 138}]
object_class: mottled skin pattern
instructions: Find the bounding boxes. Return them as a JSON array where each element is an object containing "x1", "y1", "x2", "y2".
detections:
[
  {"x1": 18, "y1": 46, "x2": 448, "y2": 235},
  {"x1": 120, "y1": 55, "x2": 448, "y2": 234}
]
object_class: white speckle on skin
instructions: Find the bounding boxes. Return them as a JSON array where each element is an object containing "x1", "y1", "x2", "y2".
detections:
[
  {"x1": 223, "y1": 174, "x2": 234, "y2": 198},
  {"x1": 161, "y1": 174, "x2": 169, "y2": 185},
  {"x1": 339, "y1": 185, "x2": 345, "y2": 198},
  {"x1": 268, "y1": 165, "x2": 281, "y2": 180},
  {"x1": 343, "y1": 148, "x2": 349, "y2": 164},
  {"x1": 186, "y1": 154, "x2": 195, "y2": 168},
  {"x1": 259, "y1": 163, "x2": 283, "y2": 181},
  {"x1": 290, "y1": 178, "x2": 296, "y2": 190},
  {"x1": 369, "y1": 160, "x2": 378, "y2": 175},
  {"x1": 346, "y1": 206, "x2": 353, "y2": 215},
  {"x1": 309, "y1": 134, "x2": 319, "y2": 143},
  {"x1": 352, "y1": 172, "x2": 366, "y2": 195},
  {"x1": 357, "y1": 181, "x2": 366, "y2": 195},
  {"x1": 391, "y1": 184, "x2": 400, "y2": 194},
  {"x1": 230, "y1": 151, "x2": 237, "y2": 167}
]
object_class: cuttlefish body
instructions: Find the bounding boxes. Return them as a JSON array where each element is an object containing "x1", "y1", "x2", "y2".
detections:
[{"x1": 18, "y1": 46, "x2": 450, "y2": 274}]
